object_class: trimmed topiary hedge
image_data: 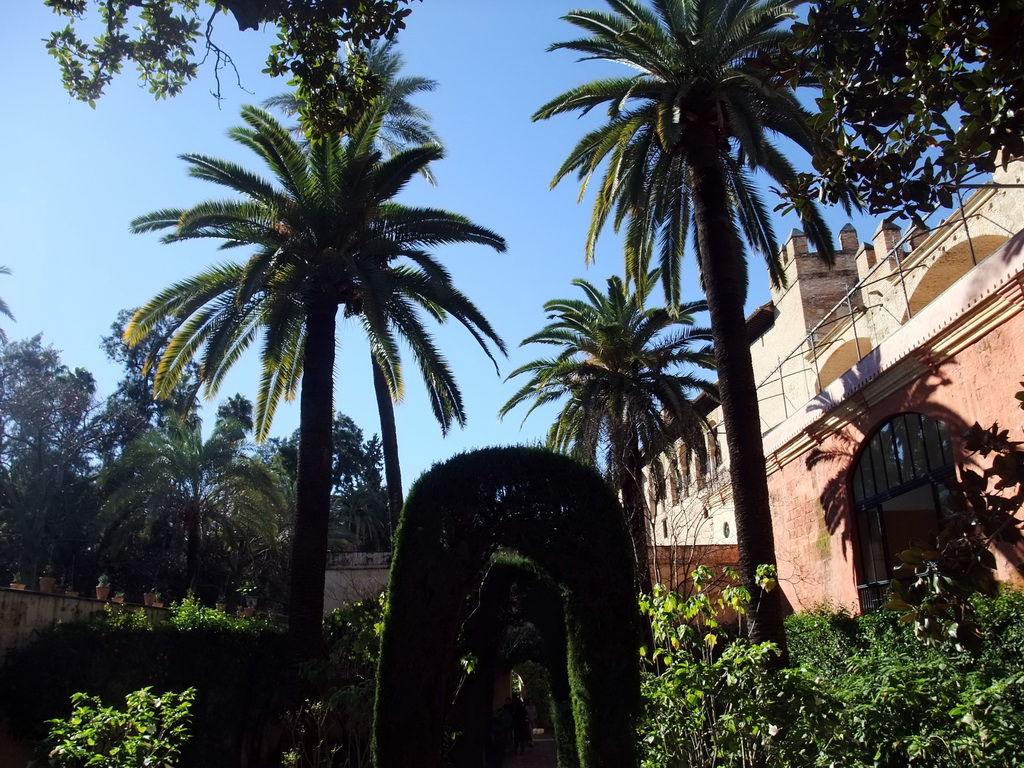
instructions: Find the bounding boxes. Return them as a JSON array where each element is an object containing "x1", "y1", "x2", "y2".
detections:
[{"x1": 374, "y1": 447, "x2": 641, "y2": 768}]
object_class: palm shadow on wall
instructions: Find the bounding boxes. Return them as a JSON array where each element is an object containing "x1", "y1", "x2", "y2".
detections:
[{"x1": 803, "y1": 363, "x2": 965, "y2": 561}]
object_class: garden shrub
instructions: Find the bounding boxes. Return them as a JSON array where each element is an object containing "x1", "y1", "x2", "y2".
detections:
[
  {"x1": 0, "y1": 600, "x2": 285, "y2": 767},
  {"x1": 284, "y1": 599, "x2": 384, "y2": 768},
  {"x1": 46, "y1": 687, "x2": 194, "y2": 767},
  {"x1": 638, "y1": 573, "x2": 831, "y2": 768},
  {"x1": 790, "y1": 588, "x2": 1024, "y2": 767},
  {"x1": 3, "y1": 597, "x2": 390, "y2": 768},
  {"x1": 640, "y1": 577, "x2": 1024, "y2": 767}
]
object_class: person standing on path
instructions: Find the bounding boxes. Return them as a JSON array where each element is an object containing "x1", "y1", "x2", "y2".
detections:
[
  {"x1": 511, "y1": 696, "x2": 530, "y2": 755},
  {"x1": 524, "y1": 697, "x2": 538, "y2": 747}
]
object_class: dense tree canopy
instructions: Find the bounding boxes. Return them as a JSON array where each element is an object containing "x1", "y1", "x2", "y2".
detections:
[
  {"x1": 42, "y1": 0, "x2": 419, "y2": 135},
  {"x1": 790, "y1": 0, "x2": 1024, "y2": 220},
  {"x1": 0, "y1": 337, "x2": 105, "y2": 584},
  {"x1": 101, "y1": 411, "x2": 285, "y2": 592}
]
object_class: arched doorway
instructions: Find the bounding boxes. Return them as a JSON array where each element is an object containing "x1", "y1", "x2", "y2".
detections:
[
  {"x1": 851, "y1": 413, "x2": 955, "y2": 611},
  {"x1": 374, "y1": 447, "x2": 640, "y2": 768}
]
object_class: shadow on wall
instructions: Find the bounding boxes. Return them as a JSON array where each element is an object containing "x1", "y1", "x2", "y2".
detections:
[{"x1": 804, "y1": 363, "x2": 967, "y2": 561}]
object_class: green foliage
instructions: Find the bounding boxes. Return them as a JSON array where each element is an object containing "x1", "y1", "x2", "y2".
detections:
[
  {"x1": 263, "y1": 412, "x2": 390, "y2": 552},
  {"x1": 100, "y1": 417, "x2": 286, "y2": 593},
  {"x1": 0, "y1": 265, "x2": 14, "y2": 344},
  {"x1": 0, "y1": 604, "x2": 285, "y2": 767},
  {"x1": 885, "y1": 385, "x2": 1024, "y2": 647},
  {"x1": 0, "y1": 335, "x2": 105, "y2": 586},
  {"x1": 638, "y1": 573, "x2": 825, "y2": 768},
  {"x1": 278, "y1": 600, "x2": 383, "y2": 768},
  {"x1": 102, "y1": 603, "x2": 156, "y2": 631},
  {"x1": 2, "y1": 598, "x2": 389, "y2": 765},
  {"x1": 167, "y1": 595, "x2": 277, "y2": 634},
  {"x1": 790, "y1": 0, "x2": 1024, "y2": 220},
  {"x1": 376, "y1": 447, "x2": 640, "y2": 768},
  {"x1": 641, "y1": 577, "x2": 1024, "y2": 766},
  {"x1": 784, "y1": 592, "x2": 1024, "y2": 767},
  {"x1": 46, "y1": 687, "x2": 194, "y2": 767},
  {"x1": 42, "y1": 0, "x2": 417, "y2": 136}
]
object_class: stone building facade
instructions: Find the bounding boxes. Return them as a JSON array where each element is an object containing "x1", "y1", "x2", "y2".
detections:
[{"x1": 653, "y1": 162, "x2": 1024, "y2": 612}]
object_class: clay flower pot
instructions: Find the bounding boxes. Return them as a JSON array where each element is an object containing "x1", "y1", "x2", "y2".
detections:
[
  {"x1": 95, "y1": 585, "x2": 111, "y2": 601},
  {"x1": 38, "y1": 575, "x2": 57, "y2": 593}
]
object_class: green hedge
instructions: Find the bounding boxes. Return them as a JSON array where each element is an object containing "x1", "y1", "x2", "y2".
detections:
[
  {"x1": 375, "y1": 447, "x2": 640, "y2": 768},
  {"x1": 0, "y1": 602, "x2": 286, "y2": 767}
]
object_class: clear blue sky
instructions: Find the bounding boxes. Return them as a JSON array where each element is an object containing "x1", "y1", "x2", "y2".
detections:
[{"x1": 2, "y1": 1, "x2": 874, "y2": 492}]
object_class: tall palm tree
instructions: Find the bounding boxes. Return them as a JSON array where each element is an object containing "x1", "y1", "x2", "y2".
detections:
[
  {"x1": 127, "y1": 104, "x2": 506, "y2": 663},
  {"x1": 265, "y1": 39, "x2": 442, "y2": 527},
  {"x1": 0, "y1": 266, "x2": 14, "y2": 344},
  {"x1": 101, "y1": 417, "x2": 285, "y2": 592},
  {"x1": 535, "y1": 0, "x2": 852, "y2": 652},
  {"x1": 500, "y1": 272, "x2": 716, "y2": 593}
]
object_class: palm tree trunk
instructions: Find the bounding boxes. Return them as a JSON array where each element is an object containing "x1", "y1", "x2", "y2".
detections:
[
  {"x1": 620, "y1": 430, "x2": 654, "y2": 595},
  {"x1": 686, "y1": 131, "x2": 788, "y2": 662},
  {"x1": 371, "y1": 355, "x2": 403, "y2": 541},
  {"x1": 185, "y1": 506, "x2": 201, "y2": 590},
  {"x1": 289, "y1": 301, "x2": 337, "y2": 668}
]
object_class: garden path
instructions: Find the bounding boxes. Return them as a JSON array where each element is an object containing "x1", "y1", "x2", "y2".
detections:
[{"x1": 505, "y1": 735, "x2": 556, "y2": 768}]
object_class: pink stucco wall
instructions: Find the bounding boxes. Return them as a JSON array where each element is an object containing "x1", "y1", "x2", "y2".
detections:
[{"x1": 767, "y1": 306, "x2": 1024, "y2": 613}]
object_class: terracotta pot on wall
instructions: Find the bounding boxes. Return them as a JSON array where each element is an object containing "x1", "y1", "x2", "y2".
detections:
[
  {"x1": 38, "y1": 576, "x2": 56, "y2": 593},
  {"x1": 95, "y1": 585, "x2": 111, "y2": 601}
]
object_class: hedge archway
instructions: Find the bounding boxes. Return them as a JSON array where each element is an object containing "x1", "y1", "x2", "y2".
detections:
[
  {"x1": 448, "y1": 557, "x2": 578, "y2": 768},
  {"x1": 373, "y1": 447, "x2": 640, "y2": 768}
]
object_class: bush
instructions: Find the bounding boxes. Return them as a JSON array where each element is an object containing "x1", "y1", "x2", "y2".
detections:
[
  {"x1": 640, "y1": 578, "x2": 1024, "y2": 767},
  {"x1": 47, "y1": 687, "x2": 194, "y2": 767},
  {"x1": 1, "y1": 598, "x2": 392, "y2": 768},
  {"x1": 0, "y1": 601, "x2": 285, "y2": 767}
]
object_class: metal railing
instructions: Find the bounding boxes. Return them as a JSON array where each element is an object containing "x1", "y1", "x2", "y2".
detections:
[
  {"x1": 857, "y1": 580, "x2": 892, "y2": 613},
  {"x1": 755, "y1": 181, "x2": 1022, "y2": 434}
]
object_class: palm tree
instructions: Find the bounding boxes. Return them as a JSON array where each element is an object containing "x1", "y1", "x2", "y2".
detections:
[
  {"x1": 535, "y1": 0, "x2": 852, "y2": 651},
  {"x1": 264, "y1": 40, "x2": 441, "y2": 184},
  {"x1": 265, "y1": 40, "x2": 442, "y2": 528},
  {"x1": 126, "y1": 104, "x2": 506, "y2": 664},
  {"x1": 500, "y1": 271, "x2": 716, "y2": 592},
  {"x1": 101, "y1": 416, "x2": 285, "y2": 592},
  {"x1": 0, "y1": 266, "x2": 14, "y2": 344}
]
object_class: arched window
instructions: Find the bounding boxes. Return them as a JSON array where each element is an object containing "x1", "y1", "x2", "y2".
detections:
[{"x1": 851, "y1": 413, "x2": 955, "y2": 611}]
